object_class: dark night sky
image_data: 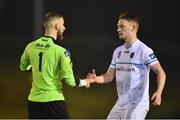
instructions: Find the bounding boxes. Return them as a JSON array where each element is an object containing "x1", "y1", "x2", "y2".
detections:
[
  {"x1": 1, "y1": 0, "x2": 179, "y2": 74},
  {"x1": 0, "y1": 0, "x2": 179, "y2": 54},
  {"x1": 0, "y1": 0, "x2": 180, "y2": 118}
]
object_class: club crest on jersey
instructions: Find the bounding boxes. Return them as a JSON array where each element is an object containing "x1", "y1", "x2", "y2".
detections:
[
  {"x1": 130, "y1": 52, "x2": 135, "y2": 58},
  {"x1": 149, "y1": 53, "x2": 156, "y2": 60},
  {"x1": 117, "y1": 51, "x2": 121, "y2": 58},
  {"x1": 64, "y1": 50, "x2": 71, "y2": 57}
]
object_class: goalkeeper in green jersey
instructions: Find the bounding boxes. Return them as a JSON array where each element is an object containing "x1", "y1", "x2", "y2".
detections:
[{"x1": 20, "y1": 12, "x2": 91, "y2": 119}]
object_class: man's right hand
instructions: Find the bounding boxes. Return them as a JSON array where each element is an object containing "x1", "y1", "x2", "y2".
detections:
[{"x1": 86, "y1": 69, "x2": 97, "y2": 83}]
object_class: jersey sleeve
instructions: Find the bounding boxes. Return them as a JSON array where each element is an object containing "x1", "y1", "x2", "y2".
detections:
[
  {"x1": 109, "y1": 50, "x2": 116, "y2": 68},
  {"x1": 60, "y1": 50, "x2": 78, "y2": 87},
  {"x1": 20, "y1": 43, "x2": 32, "y2": 71},
  {"x1": 144, "y1": 47, "x2": 159, "y2": 67}
]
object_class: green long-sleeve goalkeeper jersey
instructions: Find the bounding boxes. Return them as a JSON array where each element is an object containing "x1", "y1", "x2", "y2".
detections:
[{"x1": 20, "y1": 36, "x2": 77, "y2": 102}]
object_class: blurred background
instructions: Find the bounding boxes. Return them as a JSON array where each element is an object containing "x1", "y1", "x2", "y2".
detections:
[{"x1": 0, "y1": 0, "x2": 180, "y2": 118}]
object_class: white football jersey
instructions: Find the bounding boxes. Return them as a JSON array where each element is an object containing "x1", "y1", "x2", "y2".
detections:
[{"x1": 110, "y1": 39, "x2": 159, "y2": 110}]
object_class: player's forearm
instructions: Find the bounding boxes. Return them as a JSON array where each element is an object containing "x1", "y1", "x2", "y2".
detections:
[
  {"x1": 96, "y1": 73, "x2": 113, "y2": 84},
  {"x1": 156, "y1": 70, "x2": 166, "y2": 94},
  {"x1": 95, "y1": 75, "x2": 105, "y2": 83}
]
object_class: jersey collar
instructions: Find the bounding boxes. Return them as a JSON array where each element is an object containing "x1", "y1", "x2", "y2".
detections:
[
  {"x1": 124, "y1": 39, "x2": 139, "y2": 49},
  {"x1": 42, "y1": 35, "x2": 56, "y2": 41},
  {"x1": 42, "y1": 35, "x2": 61, "y2": 45}
]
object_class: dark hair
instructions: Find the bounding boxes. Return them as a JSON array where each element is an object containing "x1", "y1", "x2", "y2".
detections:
[
  {"x1": 43, "y1": 12, "x2": 63, "y2": 27},
  {"x1": 119, "y1": 12, "x2": 140, "y2": 25}
]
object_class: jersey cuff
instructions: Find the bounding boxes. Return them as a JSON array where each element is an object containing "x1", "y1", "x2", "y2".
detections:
[
  {"x1": 146, "y1": 60, "x2": 159, "y2": 66},
  {"x1": 149, "y1": 60, "x2": 159, "y2": 66},
  {"x1": 110, "y1": 64, "x2": 116, "y2": 68}
]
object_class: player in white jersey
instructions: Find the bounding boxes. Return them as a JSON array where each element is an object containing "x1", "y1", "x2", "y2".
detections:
[{"x1": 87, "y1": 12, "x2": 166, "y2": 119}]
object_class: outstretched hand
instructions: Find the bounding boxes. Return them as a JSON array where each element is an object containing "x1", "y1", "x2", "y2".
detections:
[{"x1": 86, "y1": 69, "x2": 97, "y2": 83}]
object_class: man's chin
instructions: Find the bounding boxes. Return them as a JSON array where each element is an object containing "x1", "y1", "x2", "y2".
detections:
[
  {"x1": 119, "y1": 35, "x2": 125, "y2": 40},
  {"x1": 57, "y1": 35, "x2": 63, "y2": 40},
  {"x1": 60, "y1": 36, "x2": 63, "y2": 40},
  {"x1": 119, "y1": 36, "x2": 123, "y2": 39}
]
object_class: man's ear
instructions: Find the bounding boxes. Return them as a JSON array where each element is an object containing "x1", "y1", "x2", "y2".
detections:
[
  {"x1": 55, "y1": 24, "x2": 60, "y2": 30},
  {"x1": 131, "y1": 24, "x2": 136, "y2": 31}
]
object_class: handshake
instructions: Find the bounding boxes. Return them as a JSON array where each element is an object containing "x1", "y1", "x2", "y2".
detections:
[{"x1": 80, "y1": 69, "x2": 97, "y2": 88}]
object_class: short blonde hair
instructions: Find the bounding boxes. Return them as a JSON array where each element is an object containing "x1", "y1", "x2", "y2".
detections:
[{"x1": 43, "y1": 12, "x2": 63, "y2": 28}]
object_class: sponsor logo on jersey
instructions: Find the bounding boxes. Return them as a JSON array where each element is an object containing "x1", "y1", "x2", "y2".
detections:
[
  {"x1": 35, "y1": 43, "x2": 51, "y2": 48},
  {"x1": 149, "y1": 53, "x2": 156, "y2": 60},
  {"x1": 35, "y1": 43, "x2": 43, "y2": 47},
  {"x1": 116, "y1": 66, "x2": 135, "y2": 72},
  {"x1": 64, "y1": 50, "x2": 71, "y2": 57},
  {"x1": 41, "y1": 39, "x2": 48, "y2": 41},
  {"x1": 117, "y1": 51, "x2": 121, "y2": 58},
  {"x1": 124, "y1": 50, "x2": 129, "y2": 53},
  {"x1": 45, "y1": 44, "x2": 51, "y2": 48},
  {"x1": 130, "y1": 52, "x2": 135, "y2": 58}
]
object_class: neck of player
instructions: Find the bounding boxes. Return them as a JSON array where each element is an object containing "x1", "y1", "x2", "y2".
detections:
[
  {"x1": 125, "y1": 34, "x2": 137, "y2": 47},
  {"x1": 44, "y1": 29, "x2": 57, "y2": 40}
]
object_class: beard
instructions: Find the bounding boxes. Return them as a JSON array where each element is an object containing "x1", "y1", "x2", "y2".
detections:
[{"x1": 57, "y1": 31, "x2": 64, "y2": 40}]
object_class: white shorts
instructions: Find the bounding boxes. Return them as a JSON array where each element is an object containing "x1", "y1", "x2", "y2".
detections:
[{"x1": 107, "y1": 102, "x2": 148, "y2": 120}]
